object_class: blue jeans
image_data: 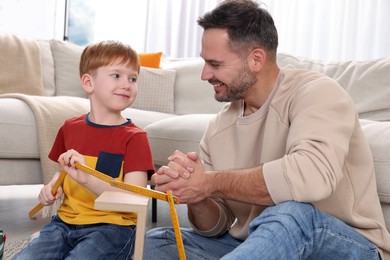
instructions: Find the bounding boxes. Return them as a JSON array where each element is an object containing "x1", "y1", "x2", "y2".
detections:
[
  {"x1": 13, "y1": 215, "x2": 135, "y2": 260},
  {"x1": 144, "y1": 201, "x2": 381, "y2": 259}
]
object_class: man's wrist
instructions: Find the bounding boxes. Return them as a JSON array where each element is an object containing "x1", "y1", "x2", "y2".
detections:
[{"x1": 204, "y1": 171, "x2": 215, "y2": 198}]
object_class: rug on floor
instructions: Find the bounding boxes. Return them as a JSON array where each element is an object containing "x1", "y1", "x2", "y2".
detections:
[{"x1": 3, "y1": 239, "x2": 29, "y2": 260}]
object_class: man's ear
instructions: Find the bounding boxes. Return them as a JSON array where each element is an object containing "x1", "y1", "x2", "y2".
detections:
[
  {"x1": 249, "y1": 48, "x2": 266, "y2": 72},
  {"x1": 81, "y1": 74, "x2": 93, "y2": 94}
]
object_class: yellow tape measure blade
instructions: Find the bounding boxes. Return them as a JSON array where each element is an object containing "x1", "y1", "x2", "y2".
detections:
[
  {"x1": 167, "y1": 190, "x2": 186, "y2": 260},
  {"x1": 75, "y1": 162, "x2": 114, "y2": 183},
  {"x1": 110, "y1": 180, "x2": 180, "y2": 204},
  {"x1": 110, "y1": 180, "x2": 164, "y2": 200}
]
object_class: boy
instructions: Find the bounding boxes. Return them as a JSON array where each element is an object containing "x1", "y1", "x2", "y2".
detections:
[{"x1": 15, "y1": 40, "x2": 154, "y2": 259}]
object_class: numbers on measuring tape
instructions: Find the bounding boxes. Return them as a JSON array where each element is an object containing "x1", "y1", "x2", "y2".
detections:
[
  {"x1": 74, "y1": 162, "x2": 179, "y2": 204},
  {"x1": 75, "y1": 162, "x2": 114, "y2": 183},
  {"x1": 111, "y1": 180, "x2": 166, "y2": 199},
  {"x1": 167, "y1": 191, "x2": 186, "y2": 260}
]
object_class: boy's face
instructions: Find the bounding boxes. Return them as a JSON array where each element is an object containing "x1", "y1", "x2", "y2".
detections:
[{"x1": 87, "y1": 60, "x2": 139, "y2": 113}]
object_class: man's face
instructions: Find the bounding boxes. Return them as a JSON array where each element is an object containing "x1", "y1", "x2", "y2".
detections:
[{"x1": 200, "y1": 28, "x2": 257, "y2": 102}]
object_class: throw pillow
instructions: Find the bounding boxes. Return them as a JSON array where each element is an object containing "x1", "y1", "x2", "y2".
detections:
[
  {"x1": 277, "y1": 53, "x2": 390, "y2": 121},
  {"x1": 132, "y1": 67, "x2": 176, "y2": 114},
  {"x1": 139, "y1": 52, "x2": 163, "y2": 68},
  {"x1": 50, "y1": 39, "x2": 85, "y2": 98},
  {"x1": 0, "y1": 33, "x2": 43, "y2": 95},
  {"x1": 37, "y1": 40, "x2": 55, "y2": 96}
]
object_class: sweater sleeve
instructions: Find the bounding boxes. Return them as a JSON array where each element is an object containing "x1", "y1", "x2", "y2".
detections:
[
  {"x1": 189, "y1": 197, "x2": 236, "y2": 237},
  {"x1": 263, "y1": 76, "x2": 357, "y2": 204},
  {"x1": 189, "y1": 128, "x2": 236, "y2": 237}
]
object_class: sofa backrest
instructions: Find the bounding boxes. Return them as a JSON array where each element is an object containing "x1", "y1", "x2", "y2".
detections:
[
  {"x1": 0, "y1": 33, "x2": 44, "y2": 96},
  {"x1": 162, "y1": 53, "x2": 390, "y2": 119},
  {"x1": 161, "y1": 58, "x2": 225, "y2": 115},
  {"x1": 277, "y1": 53, "x2": 390, "y2": 121},
  {"x1": 6, "y1": 33, "x2": 389, "y2": 120}
]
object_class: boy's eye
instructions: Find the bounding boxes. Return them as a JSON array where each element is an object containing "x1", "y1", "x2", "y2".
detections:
[
  {"x1": 129, "y1": 77, "x2": 137, "y2": 83},
  {"x1": 111, "y1": 74, "x2": 120, "y2": 78}
]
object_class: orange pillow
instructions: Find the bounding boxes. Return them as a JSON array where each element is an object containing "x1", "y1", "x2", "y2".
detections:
[{"x1": 138, "y1": 52, "x2": 163, "y2": 68}]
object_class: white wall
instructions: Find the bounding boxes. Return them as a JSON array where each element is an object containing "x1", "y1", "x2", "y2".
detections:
[
  {"x1": 0, "y1": 0, "x2": 148, "y2": 53},
  {"x1": 1, "y1": 0, "x2": 389, "y2": 61},
  {"x1": 93, "y1": 0, "x2": 148, "y2": 52},
  {"x1": 262, "y1": 0, "x2": 390, "y2": 61},
  {"x1": 0, "y1": 0, "x2": 65, "y2": 40}
]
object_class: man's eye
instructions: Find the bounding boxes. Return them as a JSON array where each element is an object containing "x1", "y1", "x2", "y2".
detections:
[{"x1": 111, "y1": 74, "x2": 120, "y2": 78}]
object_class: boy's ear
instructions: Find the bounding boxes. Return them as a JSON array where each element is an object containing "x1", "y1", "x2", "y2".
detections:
[{"x1": 81, "y1": 74, "x2": 93, "y2": 94}]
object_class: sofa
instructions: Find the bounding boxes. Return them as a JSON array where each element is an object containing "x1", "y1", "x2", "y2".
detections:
[{"x1": 0, "y1": 33, "x2": 389, "y2": 232}]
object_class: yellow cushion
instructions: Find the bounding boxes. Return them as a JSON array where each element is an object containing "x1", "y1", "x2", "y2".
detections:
[{"x1": 139, "y1": 52, "x2": 163, "y2": 68}]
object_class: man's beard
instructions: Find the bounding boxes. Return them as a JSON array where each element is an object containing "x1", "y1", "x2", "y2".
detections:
[{"x1": 215, "y1": 65, "x2": 257, "y2": 102}]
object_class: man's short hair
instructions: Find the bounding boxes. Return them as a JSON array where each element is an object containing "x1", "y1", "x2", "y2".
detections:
[{"x1": 198, "y1": 0, "x2": 278, "y2": 59}]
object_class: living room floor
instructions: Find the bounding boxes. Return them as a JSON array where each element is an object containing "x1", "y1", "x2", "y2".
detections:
[{"x1": 0, "y1": 184, "x2": 189, "y2": 258}]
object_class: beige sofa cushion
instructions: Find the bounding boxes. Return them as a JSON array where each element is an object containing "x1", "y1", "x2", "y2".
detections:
[
  {"x1": 0, "y1": 159, "x2": 42, "y2": 185},
  {"x1": 37, "y1": 40, "x2": 55, "y2": 96},
  {"x1": 132, "y1": 67, "x2": 176, "y2": 114},
  {"x1": 122, "y1": 108, "x2": 175, "y2": 130},
  {"x1": 277, "y1": 53, "x2": 390, "y2": 121},
  {"x1": 359, "y1": 119, "x2": 390, "y2": 204},
  {"x1": 0, "y1": 98, "x2": 39, "y2": 158},
  {"x1": 161, "y1": 58, "x2": 225, "y2": 115},
  {"x1": 0, "y1": 34, "x2": 43, "y2": 95},
  {"x1": 144, "y1": 114, "x2": 215, "y2": 166},
  {"x1": 50, "y1": 39, "x2": 86, "y2": 98}
]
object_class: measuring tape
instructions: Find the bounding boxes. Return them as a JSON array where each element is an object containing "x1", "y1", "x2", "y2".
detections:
[
  {"x1": 74, "y1": 162, "x2": 179, "y2": 203},
  {"x1": 76, "y1": 163, "x2": 186, "y2": 259},
  {"x1": 110, "y1": 180, "x2": 179, "y2": 204},
  {"x1": 167, "y1": 190, "x2": 186, "y2": 260},
  {"x1": 29, "y1": 162, "x2": 186, "y2": 259}
]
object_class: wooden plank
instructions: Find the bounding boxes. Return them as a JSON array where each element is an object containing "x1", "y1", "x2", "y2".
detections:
[{"x1": 94, "y1": 191, "x2": 150, "y2": 260}]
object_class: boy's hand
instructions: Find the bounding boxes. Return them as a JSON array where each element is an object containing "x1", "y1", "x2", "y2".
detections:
[
  {"x1": 38, "y1": 172, "x2": 64, "y2": 206},
  {"x1": 58, "y1": 149, "x2": 88, "y2": 184}
]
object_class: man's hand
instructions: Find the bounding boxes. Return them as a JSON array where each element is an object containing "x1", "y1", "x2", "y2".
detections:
[
  {"x1": 155, "y1": 150, "x2": 199, "y2": 179},
  {"x1": 151, "y1": 150, "x2": 210, "y2": 204}
]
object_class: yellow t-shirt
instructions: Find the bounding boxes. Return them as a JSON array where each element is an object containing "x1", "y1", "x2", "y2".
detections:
[{"x1": 57, "y1": 156, "x2": 137, "y2": 226}]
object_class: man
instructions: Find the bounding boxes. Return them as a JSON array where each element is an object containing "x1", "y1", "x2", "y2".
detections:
[{"x1": 144, "y1": 0, "x2": 390, "y2": 259}]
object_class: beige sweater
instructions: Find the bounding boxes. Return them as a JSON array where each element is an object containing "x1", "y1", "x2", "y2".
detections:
[{"x1": 195, "y1": 68, "x2": 390, "y2": 258}]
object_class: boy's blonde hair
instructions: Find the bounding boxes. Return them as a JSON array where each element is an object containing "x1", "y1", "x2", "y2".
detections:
[{"x1": 79, "y1": 40, "x2": 140, "y2": 78}]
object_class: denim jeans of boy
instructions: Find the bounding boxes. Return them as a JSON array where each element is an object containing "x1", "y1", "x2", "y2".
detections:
[
  {"x1": 144, "y1": 201, "x2": 381, "y2": 259},
  {"x1": 13, "y1": 215, "x2": 135, "y2": 260}
]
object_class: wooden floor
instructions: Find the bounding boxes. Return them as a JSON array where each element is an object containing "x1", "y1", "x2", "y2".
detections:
[{"x1": 0, "y1": 184, "x2": 190, "y2": 245}]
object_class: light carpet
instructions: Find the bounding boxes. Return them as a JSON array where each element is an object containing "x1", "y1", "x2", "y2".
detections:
[{"x1": 3, "y1": 239, "x2": 29, "y2": 260}]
